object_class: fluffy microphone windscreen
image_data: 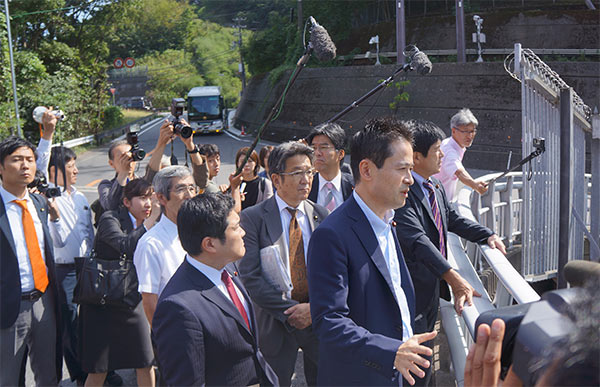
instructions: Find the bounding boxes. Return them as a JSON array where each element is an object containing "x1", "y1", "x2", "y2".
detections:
[
  {"x1": 564, "y1": 260, "x2": 600, "y2": 287},
  {"x1": 411, "y1": 51, "x2": 432, "y2": 76},
  {"x1": 310, "y1": 23, "x2": 336, "y2": 62}
]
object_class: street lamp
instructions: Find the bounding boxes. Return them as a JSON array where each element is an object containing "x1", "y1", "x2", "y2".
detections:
[
  {"x1": 369, "y1": 35, "x2": 381, "y2": 65},
  {"x1": 472, "y1": 15, "x2": 486, "y2": 63}
]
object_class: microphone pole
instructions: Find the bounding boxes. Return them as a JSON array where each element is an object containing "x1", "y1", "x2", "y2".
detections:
[{"x1": 326, "y1": 62, "x2": 411, "y2": 123}]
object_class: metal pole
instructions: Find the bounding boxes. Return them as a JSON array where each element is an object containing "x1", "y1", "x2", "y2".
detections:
[
  {"x1": 297, "y1": 0, "x2": 303, "y2": 31},
  {"x1": 396, "y1": 0, "x2": 406, "y2": 65},
  {"x1": 4, "y1": 0, "x2": 21, "y2": 136},
  {"x1": 591, "y1": 113, "x2": 600, "y2": 262},
  {"x1": 455, "y1": 0, "x2": 466, "y2": 63},
  {"x1": 558, "y1": 88, "x2": 574, "y2": 288}
]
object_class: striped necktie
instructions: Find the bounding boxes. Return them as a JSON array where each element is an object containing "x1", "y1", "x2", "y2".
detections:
[
  {"x1": 422, "y1": 181, "x2": 446, "y2": 257},
  {"x1": 324, "y1": 182, "x2": 336, "y2": 212}
]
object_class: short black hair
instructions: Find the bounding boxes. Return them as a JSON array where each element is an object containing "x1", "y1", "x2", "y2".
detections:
[
  {"x1": 306, "y1": 123, "x2": 347, "y2": 150},
  {"x1": 199, "y1": 144, "x2": 220, "y2": 158},
  {"x1": 0, "y1": 136, "x2": 37, "y2": 166},
  {"x1": 350, "y1": 117, "x2": 413, "y2": 183},
  {"x1": 48, "y1": 146, "x2": 77, "y2": 175},
  {"x1": 407, "y1": 119, "x2": 446, "y2": 157},
  {"x1": 123, "y1": 178, "x2": 152, "y2": 201},
  {"x1": 177, "y1": 193, "x2": 235, "y2": 256}
]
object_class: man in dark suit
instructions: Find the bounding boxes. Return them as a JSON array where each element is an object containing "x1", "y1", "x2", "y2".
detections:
[
  {"x1": 308, "y1": 117, "x2": 437, "y2": 386},
  {"x1": 152, "y1": 193, "x2": 278, "y2": 386},
  {"x1": 394, "y1": 120, "x2": 506, "y2": 386},
  {"x1": 0, "y1": 136, "x2": 62, "y2": 385},
  {"x1": 306, "y1": 123, "x2": 353, "y2": 211},
  {"x1": 239, "y1": 142, "x2": 328, "y2": 386}
]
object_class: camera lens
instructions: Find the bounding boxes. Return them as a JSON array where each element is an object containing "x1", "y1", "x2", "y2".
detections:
[
  {"x1": 174, "y1": 122, "x2": 193, "y2": 139},
  {"x1": 132, "y1": 148, "x2": 146, "y2": 161},
  {"x1": 45, "y1": 187, "x2": 62, "y2": 198}
]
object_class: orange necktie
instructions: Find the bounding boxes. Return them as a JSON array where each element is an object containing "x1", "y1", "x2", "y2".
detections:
[{"x1": 13, "y1": 199, "x2": 49, "y2": 293}]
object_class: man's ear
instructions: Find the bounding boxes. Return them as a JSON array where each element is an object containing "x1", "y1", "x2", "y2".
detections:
[
  {"x1": 271, "y1": 174, "x2": 281, "y2": 190},
  {"x1": 156, "y1": 192, "x2": 168, "y2": 207},
  {"x1": 337, "y1": 149, "x2": 345, "y2": 163},
  {"x1": 358, "y1": 159, "x2": 374, "y2": 182},
  {"x1": 201, "y1": 236, "x2": 217, "y2": 254}
]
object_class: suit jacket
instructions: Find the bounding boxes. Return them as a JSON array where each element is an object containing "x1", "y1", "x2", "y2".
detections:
[
  {"x1": 307, "y1": 195, "x2": 416, "y2": 386},
  {"x1": 393, "y1": 176, "x2": 493, "y2": 318},
  {"x1": 238, "y1": 196, "x2": 328, "y2": 353},
  {"x1": 0, "y1": 192, "x2": 63, "y2": 378},
  {"x1": 308, "y1": 171, "x2": 354, "y2": 204},
  {"x1": 152, "y1": 259, "x2": 278, "y2": 386},
  {"x1": 94, "y1": 206, "x2": 147, "y2": 261}
]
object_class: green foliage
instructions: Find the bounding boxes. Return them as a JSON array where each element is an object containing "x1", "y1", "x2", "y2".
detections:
[
  {"x1": 102, "y1": 106, "x2": 124, "y2": 130},
  {"x1": 388, "y1": 80, "x2": 411, "y2": 112}
]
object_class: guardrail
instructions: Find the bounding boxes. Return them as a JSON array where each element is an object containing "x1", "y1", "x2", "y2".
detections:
[{"x1": 57, "y1": 113, "x2": 158, "y2": 149}]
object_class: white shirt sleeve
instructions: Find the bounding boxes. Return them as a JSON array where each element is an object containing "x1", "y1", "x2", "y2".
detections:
[
  {"x1": 49, "y1": 218, "x2": 69, "y2": 248},
  {"x1": 36, "y1": 138, "x2": 52, "y2": 179},
  {"x1": 440, "y1": 147, "x2": 463, "y2": 178},
  {"x1": 133, "y1": 238, "x2": 163, "y2": 294}
]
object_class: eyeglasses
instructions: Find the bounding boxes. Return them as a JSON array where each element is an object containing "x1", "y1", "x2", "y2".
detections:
[
  {"x1": 311, "y1": 144, "x2": 335, "y2": 152},
  {"x1": 171, "y1": 184, "x2": 198, "y2": 195},
  {"x1": 455, "y1": 127, "x2": 477, "y2": 135},
  {"x1": 278, "y1": 169, "x2": 317, "y2": 179}
]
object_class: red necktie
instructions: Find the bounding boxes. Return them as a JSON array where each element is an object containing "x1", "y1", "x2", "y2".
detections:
[
  {"x1": 422, "y1": 181, "x2": 446, "y2": 257},
  {"x1": 13, "y1": 199, "x2": 48, "y2": 292},
  {"x1": 221, "y1": 270, "x2": 250, "y2": 330}
]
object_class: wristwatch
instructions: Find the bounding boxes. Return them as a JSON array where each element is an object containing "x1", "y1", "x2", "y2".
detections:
[{"x1": 187, "y1": 145, "x2": 200, "y2": 154}]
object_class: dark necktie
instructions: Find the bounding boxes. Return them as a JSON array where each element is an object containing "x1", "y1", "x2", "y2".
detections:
[
  {"x1": 286, "y1": 208, "x2": 309, "y2": 303},
  {"x1": 221, "y1": 270, "x2": 250, "y2": 330},
  {"x1": 422, "y1": 181, "x2": 446, "y2": 257}
]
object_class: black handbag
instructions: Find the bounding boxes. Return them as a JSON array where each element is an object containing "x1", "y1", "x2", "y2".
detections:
[{"x1": 73, "y1": 249, "x2": 142, "y2": 308}]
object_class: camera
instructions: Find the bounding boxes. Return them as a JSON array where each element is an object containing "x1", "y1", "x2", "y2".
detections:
[
  {"x1": 532, "y1": 137, "x2": 545, "y2": 152},
  {"x1": 170, "y1": 98, "x2": 193, "y2": 139},
  {"x1": 126, "y1": 125, "x2": 146, "y2": 161},
  {"x1": 28, "y1": 170, "x2": 62, "y2": 198},
  {"x1": 475, "y1": 287, "x2": 578, "y2": 385},
  {"x1": 32, "y1": 106, "x2": 66, "y2": 124}
]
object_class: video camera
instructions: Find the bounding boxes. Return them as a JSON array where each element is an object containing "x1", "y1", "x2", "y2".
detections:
[
  {"x1": 126, "y1": 125, "x2": 146, "y2": 162},
  {"x1": 170, "y1": 98, "x2": 193, "y2": 139},
  {"x1": 475, "y1": 287, "x2": 578, "y2": 385},
  {"x1": 28, "y1": 170, "x2": 62, "y2": 198}
]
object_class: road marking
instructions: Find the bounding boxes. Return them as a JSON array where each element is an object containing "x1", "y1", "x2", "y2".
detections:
[
  {"x1": 223, "y1": 129, "x2": 252, "y2": 143},
  {"x1": 86, "y1": 179, "x2": 102, "y2": 187}
]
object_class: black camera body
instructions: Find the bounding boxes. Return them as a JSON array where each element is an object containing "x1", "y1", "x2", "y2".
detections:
[
  {"x1": 126, "y1": 125, "x2": 146, "y2": 161},
  {"x1": 28, "y1": 170, "x2": 61, "y2": 198},
  {"x1": 170, "y1": 98, "x2": 193, "y2": 139},
  {"x1": 475, "y1": 288, "x2": 578, "y2": 385}
]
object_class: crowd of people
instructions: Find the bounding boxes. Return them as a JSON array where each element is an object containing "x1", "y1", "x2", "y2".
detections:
[{"x1": 0, "y1": 108, "x2": 597, "y2": 387}]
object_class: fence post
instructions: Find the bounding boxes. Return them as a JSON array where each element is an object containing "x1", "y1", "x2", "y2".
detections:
[
  {"x1": 591, "y1": 113, "x2": 600, "y2": 262},
  {"x1": 558, "y1": 88, "x2": 574, "y2": 288}
]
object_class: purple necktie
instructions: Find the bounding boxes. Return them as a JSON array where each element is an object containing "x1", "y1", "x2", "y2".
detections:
[
  {"x1": 324, "y1": 182, "x2": 336, "y2": 212},
  {"x1": 422, "y1": 180, "x2": 446, "y2": 257}
]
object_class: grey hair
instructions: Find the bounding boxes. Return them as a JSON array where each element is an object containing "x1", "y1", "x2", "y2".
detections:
[
  {"x1": 108, "y1": 140, "x2": 128, "y2": 160},
  {"x1": 268, "y1": 141, "x2": 314, "y2": 177},
  {"x1": 153, "y1": 165, "x2": 192, "y2": 200},
  {"x1": 450, "y1": 108, "x2": 479, "y2": 129}
]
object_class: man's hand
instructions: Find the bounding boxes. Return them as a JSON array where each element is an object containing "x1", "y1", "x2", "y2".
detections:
[
  {"x1": 176, "y1": 118, "x2": 195, "y2": 150},
  {"x1": 116, "y1": 151, "x2": 135, "y2": 185},
  {"x1": 41, "y1": 107, "x2": 57, "y2": 140},
  {"x1": 394, "y1": 331, "x2": 437, "y2": 385},
  {"x1": 442, "y1": 269, "x2": 481, "y2": 315},
  {"x1": 464, "y1": 319, "x2": 505, "y2": 387},
  {"x1": 157, "y1": 119, "x2": 174, "y2": 148},
  {"x1": 487, "y1": 234, "x2": 507, "y2": 255},
  {"x1": 47, "y1": 197, "x2": 60, "y2": 221},
  {"x1": 228, "y1": 172, "x2": 243, "y2": 191},
  {"x1": 219, "y1": 184, "x2": 229, "y2": 193},
  {"x1": 284, "y1": 303, "x2": 312, "y2": 330},
  {"x1": 474, "y1": 181, "x2": 489, "y2": 195}
]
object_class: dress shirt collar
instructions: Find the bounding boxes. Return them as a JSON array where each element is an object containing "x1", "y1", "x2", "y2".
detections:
[
  {"x1": 352, "y1": 190, "x2": 394, "y2": 236},
  {"x1": 275, "y1": 192, "x2": 306, "y2": 217},
  {"x1": 157, "y1": 214, "x2": 179, "y2": 238},
  {"x1": 186, "y1": 255, "x2": 224, "y2": 287},
  {"x1": 0, "y1": 184, "x2": 31, "y2": 204},
  {"x1": 318, "y1": 171, "x2": 342, "y2": 193},
  {"x1": 127, "y1": 210, "x2": 138, "y2": 228},
  {"x1": 448, "y1": 136, "x2": 467, "y2": 157},
  {"x1": 411, "y1": 171, "x2": 431, "y2": 199}
]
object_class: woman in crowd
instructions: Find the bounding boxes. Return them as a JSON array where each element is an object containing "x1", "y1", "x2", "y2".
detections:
[
  {"x1": 257, "y1": 145, "x2": 273, "y2": 180},
  {"x1": 80, "y1": 179, "x2": 158, "y2": 387},
  {"x1": 235, "y1": 146, "x2": 273, "y2": 210}
]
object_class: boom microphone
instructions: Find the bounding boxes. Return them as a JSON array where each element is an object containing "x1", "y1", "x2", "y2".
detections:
[
  {"x1": 308, "y1": 16, "x2": 336, "y2": 62},
  {"x1": 563, "y1": 260, "x2": 600, "y2": 287},
  {"x1": 404, "y1": 45, "x2": 432, "y2": 75}
]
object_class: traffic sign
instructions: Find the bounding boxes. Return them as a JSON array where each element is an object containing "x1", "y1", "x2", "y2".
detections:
[
  {"x1": 113, "y1": 57, "x2": 124, "y2": 69},
  {"x1": 125, "y1": 57, "x2": 135, "y2": 68},
  {"x1": 110, "y1": 88, "x2": 116, "y2": 95}
]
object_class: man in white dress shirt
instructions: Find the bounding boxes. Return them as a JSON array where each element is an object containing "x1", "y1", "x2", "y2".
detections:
[
  {"x1": 306, "y1": 123, "x2": 354, "y2": 211},
  {"x1": 134, "y1": 165, "x2": 195, "y2": 325}
]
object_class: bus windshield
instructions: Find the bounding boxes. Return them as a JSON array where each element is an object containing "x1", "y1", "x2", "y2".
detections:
[{"x1": 188, "y1": 96, "x2": 220, "y2": 120}]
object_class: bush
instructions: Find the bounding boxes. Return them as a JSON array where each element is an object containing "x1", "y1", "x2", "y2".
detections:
[{"x1": 102, "y1": 106, "x2": 124, "y2": 129}]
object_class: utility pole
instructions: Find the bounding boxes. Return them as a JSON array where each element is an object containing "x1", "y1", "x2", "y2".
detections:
[
  {"x1": 455, "y1": 0, "x2": 466, "y2": 63},
  {"x1": 396, "y1": 0, "x2": 406, "y2": 65},
  {"x1": 4, "y1": 0, "x2": 22, "y2": 136},
  {"x1": 297, "y1": 0, "x2": 303, "y2": 31},
  {"x1": 233, "y1": 17, "x2": 247, "y2": 93}
]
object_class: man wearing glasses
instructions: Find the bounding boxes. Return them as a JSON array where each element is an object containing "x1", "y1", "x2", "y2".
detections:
[
  {"x1": 238, "y1": 142, "x2": 329, "y2": 386},
  {"x1": 433, "y1": 108, "x2": 488, "y2": 201},
  {"x1": 306, "y1": 123, "x2": 354, "y2": 212},
  {"x1": 133, "y1": 166, "x2": 197, "y2": 325}
]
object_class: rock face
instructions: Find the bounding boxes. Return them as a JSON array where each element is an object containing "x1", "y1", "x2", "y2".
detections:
[{"x1": 235, "y1": 61, "x2": 598, "y2": 171}]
